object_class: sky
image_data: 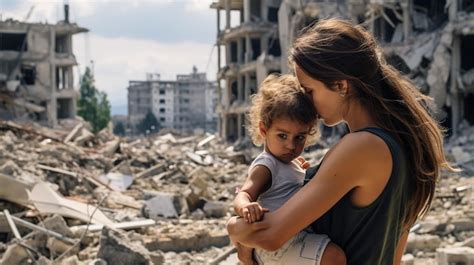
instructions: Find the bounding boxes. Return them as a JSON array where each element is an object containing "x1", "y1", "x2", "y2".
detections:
[{"x1": 1, "y1": 0, "x2": 222, "y2": 115}]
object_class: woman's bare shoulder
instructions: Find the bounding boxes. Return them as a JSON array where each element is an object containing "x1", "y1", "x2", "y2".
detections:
[
  {"x1": 321, "y1": 131, "x2": 392, "y2": 182},
  {"x1": 330, "y1": 131, "x2": 391, "y2": 159}
]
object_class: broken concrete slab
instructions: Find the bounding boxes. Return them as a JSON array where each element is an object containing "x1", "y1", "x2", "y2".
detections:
[
  {"x1": 28, "y1": 182, "x2": 114, "y2": 226},
  {"x1": 142, "y1": 192, "x2": 182, "y2": 219},
  {"x1": 64, "y1": 123, "x2": 83, "y2": 143},
  {"x1": 0, "y1": 243, "x2": 32, "y2": 265},
  {"x1": 47, "y1": 237, "x2": 79, "y2": 255},
  {"x1": 97, "y1": 227, "x2": 156, "y2": 265},
  {"x1": 40, "y1": 214, "x2": 75, "y2": 238},
  {"x1": 144, "y1": 230, "x2": 230, "y2": 252},
  {"x1": 1, "y1": 213, "x2": 77, "y2": 245},
  {"x1": 436, "y1": 247, "x2": 474, "y2": 265},
  {"x1": 135, "y1": 163, "x2": 165, "y2": 179},
  {"x1": 98, "y1": 173, "x2": 133, "y2": 191},
  {"x1": 203, "y1": 201, "x2": 229, "y2": 218},
  {"x1": 70, "y1": 219, "x2": 156, "y2": 233},
  {"x1": 186, "y1": 151, "x2": 213, "y2": 166},
  {"x1": 406, "y1": 233, "x2": 442, "y2": 252},
  {"x1": 0, "y1": 173, "x2": 31, "y2": 206},
  {"x1": 401, "y1": 253, "x2": 414, "y2": 265}
]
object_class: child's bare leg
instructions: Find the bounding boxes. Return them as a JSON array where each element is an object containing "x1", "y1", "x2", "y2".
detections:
[
  {"x1": 235, "y1": 242, "x2": 256, "y2": 265},
  {"x1": 320, "y1": 242, "x2": 346, "y2": 265}
]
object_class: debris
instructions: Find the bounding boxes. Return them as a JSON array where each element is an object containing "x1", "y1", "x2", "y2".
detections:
[
  {"x1": 0, "y1": 118, "x2": 472, "y2": 264},
  {"x1": 3, "y1": 210, "x2": 22, "y2": 240},
  {"x1": 436, "y1": 247, "x2": 474, "y2": 265},
  {"x1": 142, "y1": 193, "x2": 181, "y2": 219},
  {"x1": 70, "y1": 219, "x2": 156, "y2": 233},
  {"x1": 0, "y1": 213, "x2": 77, "y2": 245},
  {"x1": 98, "y1": 173, "x2": 133, "y2": 191},
  {"x1": 97, "y1": 227, "x2": 157, "y2": 265},
  {"x1": 203, "y1": 201, "x2": 229, "y2": 218},
  {"x1": 28, "y1": 182, "x2": 114, "y2": 226},
  {"x1": 135, "y1": 163, "x2": 165, "y2": 179},
  {"x1": 64, "y1": 123, "x2": 83, "y2": 143},
  {"x1": 0, "y1": 173, "x2": 31, "y2": 206}
]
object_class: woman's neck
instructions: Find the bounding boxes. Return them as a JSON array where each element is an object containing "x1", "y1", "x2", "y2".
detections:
[{"x1": 344, "y1": 100, "x2": 377, "y2": 132}]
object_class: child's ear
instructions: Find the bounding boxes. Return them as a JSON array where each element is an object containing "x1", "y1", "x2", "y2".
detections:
[{"x1": 259, "y1": 121, "x2": 267, "y2": 137}]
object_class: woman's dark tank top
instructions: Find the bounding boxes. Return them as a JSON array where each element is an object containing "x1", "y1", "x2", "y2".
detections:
[{"x1": 304, "y1": 127, "x2": 413, "y2": 265}]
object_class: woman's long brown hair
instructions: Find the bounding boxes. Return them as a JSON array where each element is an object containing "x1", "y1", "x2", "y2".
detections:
[{"x1": 289, "y1": 18, "x2": 456, "y2": 228}]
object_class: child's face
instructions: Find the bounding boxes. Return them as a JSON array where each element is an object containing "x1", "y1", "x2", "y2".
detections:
[{"x1": 260, "y1": 117, "x2": 310, "y2": 163}]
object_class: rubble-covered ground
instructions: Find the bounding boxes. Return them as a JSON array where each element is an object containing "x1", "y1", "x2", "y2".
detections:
[{"x1": 0, "y1": 120, "x2": 473, "y2": 265}]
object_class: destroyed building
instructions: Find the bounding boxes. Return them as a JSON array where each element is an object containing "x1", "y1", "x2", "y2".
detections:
[
  {"x1": 360, "y1": 0, "x2": 474, "y2": 136},
  {"x1": 213, "y1": 0, "x2": 474, "y2": 141},
  {"x1": 0, "y1": 7, "x2": 88, "y2": 127},
  {"x1": 128, "y1": 67, "x2": 218, "y2": 135},
  {"x1": 211, "y1": 0, "x2": 283, "y2": 142}
]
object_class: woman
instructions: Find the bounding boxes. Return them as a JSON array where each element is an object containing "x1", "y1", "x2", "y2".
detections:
[{"x1": 227, "y1": 19, "x2": 455, "y2": 264}]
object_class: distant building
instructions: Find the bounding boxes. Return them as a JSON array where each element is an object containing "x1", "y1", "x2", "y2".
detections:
[
  {"x1": 127, "y1": 67, "x2": 217, "y2": 134},
  {"x1": 0, "y1": 5, "x2": 88, "y2": 127},
  {"x1": 127, "y1": 80, "x2": 152, "y2": 134}
]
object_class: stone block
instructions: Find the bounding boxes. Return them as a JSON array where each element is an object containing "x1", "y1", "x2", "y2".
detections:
[
  {"x1": 436, "y1": 247, "x2": 474, "y2": 265},
  {"x1": 97, "y1": 227, "x2": 154, "y2": 265},
  {"x1": 203, "y1": 201, "x2": 228, "y2": 218},
  {"x1": 145, "y1": 230, "x2": 230, "y2": 252},
  {"x1": 142, "y1": 192, "x2": 181, "y2": 219},
  {"x1": 401, "y1": 253, "x2": 414, "y2": 265},
  {"x1": 406, "y1": 234, "x2": 441, "y2": 252}
]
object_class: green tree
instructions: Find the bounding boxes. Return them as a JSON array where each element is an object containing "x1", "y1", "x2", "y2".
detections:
[
  {"x1": 77, "y1": 67, "x2": 111, "y2": 133},
  {"x1": 113, "y1": 121, "x2": 126, "y2": 136},
  {"x1": 138, "y1": 111, "x2": 160, "y2": 135}
]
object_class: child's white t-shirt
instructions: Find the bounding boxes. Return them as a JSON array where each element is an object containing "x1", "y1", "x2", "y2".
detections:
[{"x1": 248, "y1": 150, "x2": 305, "y2": 212}]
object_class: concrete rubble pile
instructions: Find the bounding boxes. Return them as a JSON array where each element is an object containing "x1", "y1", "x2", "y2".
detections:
[
  {"x1": 401, "y1": 120, "x2": 474, "y2": 265},
  {"x1": 0, "y1": 120, "x2": 473, "y2": 264},
  {"x1": 0, "y1": 119, "x2": 257, "y2": 264}
]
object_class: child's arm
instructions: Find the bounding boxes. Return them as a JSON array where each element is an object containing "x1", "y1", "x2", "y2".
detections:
[
  {"x1": 233, "y1": 165, "x2": 271, "y2": 265},
  {"x1": 233, "y1": 165, "x2": 271, "y2": 223}
]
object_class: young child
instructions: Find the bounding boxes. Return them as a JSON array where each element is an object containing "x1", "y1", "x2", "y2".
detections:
[{"x1": 232, "y1": 74, "x2": 345, "y2": 265}]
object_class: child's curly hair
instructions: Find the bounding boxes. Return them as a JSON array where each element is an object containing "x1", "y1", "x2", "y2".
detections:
[{"x1": 247, "y1": 74, "x2": 319, "y2": 147}]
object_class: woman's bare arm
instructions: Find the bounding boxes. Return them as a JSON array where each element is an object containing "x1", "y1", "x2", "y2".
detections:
[{"x1": 227, "y1": 132, "x2": 392, "y2": 251}]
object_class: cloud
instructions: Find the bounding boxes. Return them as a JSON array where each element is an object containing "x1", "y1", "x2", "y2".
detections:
[
  {"x1": 73, "y1": 33, "x2": 217, "y2": 109},
  {"x1": 2, "y1": 0, "x2": 219, "y2": 114},
  {"x1": 185, "y1": 0, "x2": 214, "y2": 12}
]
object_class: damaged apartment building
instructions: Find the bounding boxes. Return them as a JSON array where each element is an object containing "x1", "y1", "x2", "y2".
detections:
[
  {"x1": 127, "y1": 67, "x2": 218, "y2": 135},
  {"x1": 213, "y1": 0, "x2": 474, "y2": 142},
  {"x1": 211, "y1": 0, "x2": 283, "y2": 142},
  {"x1": 0, "y1": 7, "x2": 87, "y2": 127}
]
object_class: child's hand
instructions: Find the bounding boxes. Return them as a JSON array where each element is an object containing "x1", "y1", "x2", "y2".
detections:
[
  {"x1": 296, "y1": 156, "x2": 310, "y2": 169},
  {"x1": 239, "y1": 202, "x2": 269, "y2": 223}
]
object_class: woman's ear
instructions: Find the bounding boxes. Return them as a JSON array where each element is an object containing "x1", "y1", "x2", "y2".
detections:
[
  {"x1": 259, "y1": 121, "x2": 267, "y2": 137},
  {"x1": 336, "y1": 80, "x2": 349, "y2": 97}
]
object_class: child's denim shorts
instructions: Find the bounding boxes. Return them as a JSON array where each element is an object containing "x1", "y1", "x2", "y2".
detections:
[{"x1": 254, "y1": 229, "x2": 330, "y2": 265}]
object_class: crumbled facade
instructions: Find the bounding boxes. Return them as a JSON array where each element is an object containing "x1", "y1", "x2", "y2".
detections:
[
  {"x1": 0, "y1": 13, "x2": 88, "y2": 127},
  {"x1": 128, "y1": 67, "x2": 218, "y2": 134},
  {"x1": 214, "y1": 0, "x2": 474, "y2": 141},
  {"x1": 211, "y1": 0, "x2": 283, "y2": 142}
]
